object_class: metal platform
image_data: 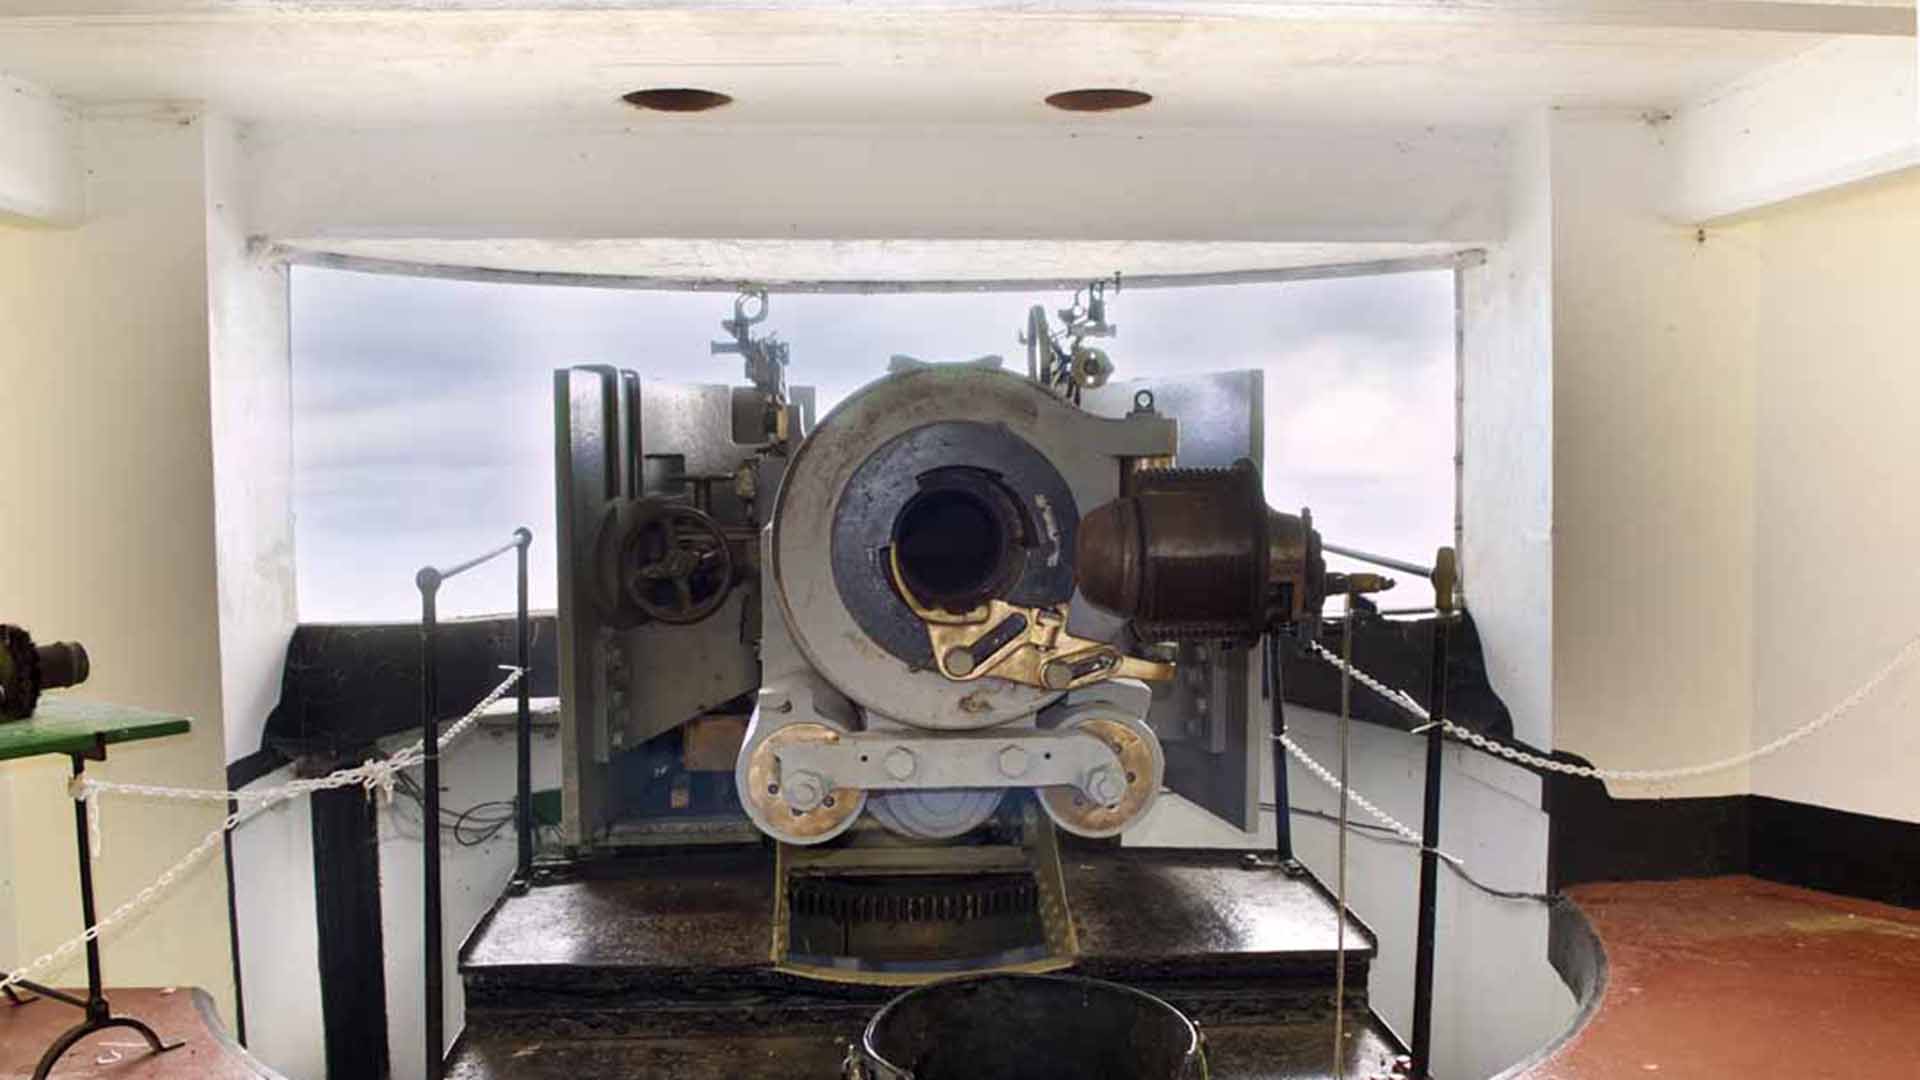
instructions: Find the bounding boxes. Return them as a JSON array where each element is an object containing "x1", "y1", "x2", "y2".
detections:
[
  {"x1": 452, "y1": 846, "x2": 1404, "y2": 1078},
  {"x1": 447, "y1": 1012, "x2": 1404, "y2": 1080}
]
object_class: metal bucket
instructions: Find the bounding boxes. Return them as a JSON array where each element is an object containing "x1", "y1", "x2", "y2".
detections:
[{"x1": 846, "y1": 973, "x2": 1206, "y2": 1080}]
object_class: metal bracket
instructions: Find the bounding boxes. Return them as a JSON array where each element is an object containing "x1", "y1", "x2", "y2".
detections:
[
  {"x1": 890, "y1": 549, "x2": 1173, "y2": 692},
  {"x1": 772, "y1": 729, "x2": 1123, "y2": 809}
]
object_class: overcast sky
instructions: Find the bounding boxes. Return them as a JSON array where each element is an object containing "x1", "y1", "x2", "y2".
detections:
[{"x1": 291, "y1": 265, "x2": 1455, "y2": 621}]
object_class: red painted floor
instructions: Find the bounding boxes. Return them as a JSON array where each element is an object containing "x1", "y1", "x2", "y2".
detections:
[
  {"x1": 1523, "y1": 876, "x2": 1920, "y2": 1080},
  {"x1": 10, "y1": 876, "x2": 1916, "y2": 1079},
  {"x1": 0, "y1": 988, "x2": 267, "y2": 1079}
]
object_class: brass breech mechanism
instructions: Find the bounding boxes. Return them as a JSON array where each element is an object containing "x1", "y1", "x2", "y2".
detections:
[{"x1": 890, "y1": 549, "x2": 1174, "y2": 692}]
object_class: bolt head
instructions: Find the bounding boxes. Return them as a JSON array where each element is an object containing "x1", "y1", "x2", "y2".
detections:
[
  {"x1": 783, "y1": 769, "x2": 827, "y2": 811},
  {"x1": 884, "y1": 746, "x2": 918, "y2": 781},
  {"x1": 1084, "y1": 765, "x2": 1125, "y2": 806},
  {"x1": 998, "y1": 745, "x2": 1031, "y2": 778},
  {"x1": 1041, "y1": 661, "x2": 1073, "y2": 690},
  {"x1": 943, "y1": 648, "x2": 977, "y2": 677}
]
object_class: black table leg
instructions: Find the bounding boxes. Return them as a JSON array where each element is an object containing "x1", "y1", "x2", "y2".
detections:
[{"x1": 24, "y1": 753, "x2": 183, "y2": 1080}]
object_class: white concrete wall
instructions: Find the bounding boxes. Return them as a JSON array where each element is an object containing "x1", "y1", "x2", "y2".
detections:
[
  {"x1": 226, "y1": 723, "x2": 559, "y2": 1079},
  {"x1": 1131, "y1": 697, "x2": 1572, "y2": 1080},
  {"x1": 1284, "y1": 710, "x2": 1568, "y2": 1080},
  {"x1": 0, "y1": 110, "x2": 235, "y2": 1017},
  {"x1": 1746, "y1": 172, "x2": 1920, "y2": 825},
  {"x1": 378, "y1": 719, "x2": 561, "y2": 1080},
  {"x1": 1459, "y1": 110, "x2": 1554, "y2": 748},
  {"x1": 205, "y1": 114, "x2": 298, "y2": 765},
  {"x1": 1547, "y1": 110, "x2": 1760, "y2": 800},
  {"x1": 0, "y1": 71, "x2": 81, "y2": 225},
  {"x1": 1667, "y1": 36, "x2": 1918, "y2": 223},
  {"x1": 230, "y1": 764, "x2": 325, "y2": 1080},
  {"x1": 1, "y1": 32, "x2": 1913, "y2": 1080}
]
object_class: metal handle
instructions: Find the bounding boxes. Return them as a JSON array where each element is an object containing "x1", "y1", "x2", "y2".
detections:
[{"x1": 843, "y1": 1045, "x2": 911, "y2": 1080}]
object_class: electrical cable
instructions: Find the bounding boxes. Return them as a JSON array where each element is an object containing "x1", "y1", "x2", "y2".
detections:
[
  {"x1": 391, "y1": 770, "x2": 521, "y2": 847},
  {"x1": 1266, "y1": 801, "x2": 1565, "y2": 907}
]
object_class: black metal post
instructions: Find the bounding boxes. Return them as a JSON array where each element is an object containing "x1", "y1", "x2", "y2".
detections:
[
  {"x1": 1409, "y1": 548, "x2": 1458, "y2": 1079},
  {"x1": 223, "y1": 795, "x2": 247, "y2": 1047},
  {"x1": 1265, "y1": 632, "x2": 1300, "y2": 873},
  {"x1": 25, "y1": 752, "x2": 179, "y2": 1080},
  {"x1": 513, "y1": 527, "x2": 534, "y2": 885},
  {"x1": 416, "y1": 567, "x2": 445, "y2": 1080},
  {"x1": 412, "y1": 529, "x2": 531, "y2": 1080},
  {"x1": 69, "y1": 756, "x2": 105, "y2": 1013}
]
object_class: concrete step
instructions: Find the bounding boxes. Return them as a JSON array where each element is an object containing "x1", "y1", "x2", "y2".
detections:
[
  {"x1": 445, "y1": 1010, "x2": 1407, "y2": 1080},
  {"x1": 459, "y1": 847, "x2": 1377, "y2": 1029}
]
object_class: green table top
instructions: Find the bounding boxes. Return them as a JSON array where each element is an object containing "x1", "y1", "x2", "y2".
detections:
[{"x1": 0, "y1": 697, "x2": 192, "y2": 763}]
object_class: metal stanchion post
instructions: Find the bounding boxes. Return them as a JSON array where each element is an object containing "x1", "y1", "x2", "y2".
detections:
[
  {"x1": 1409, "y1": 547, "x2": 1457, "y2": 1079},
  {"x1": 513, "y1": 527, "x2": 534, "y2": 887}
]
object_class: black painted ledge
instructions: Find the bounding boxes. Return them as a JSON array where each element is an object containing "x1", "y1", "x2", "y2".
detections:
[{"x1": 1547, "y1": 770, "x2": 1920, "y2": 909}]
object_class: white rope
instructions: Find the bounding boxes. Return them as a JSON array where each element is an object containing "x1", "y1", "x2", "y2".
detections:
[
  {"x1": 1, "y1": 667, "x2": 524, "y2": 994},
  {"x1": 71, "y1": 666, "x2": 524, "y2": 855},
  {"x1": 1308, "y1": 635, "x2": 1920, "y2": 783}
]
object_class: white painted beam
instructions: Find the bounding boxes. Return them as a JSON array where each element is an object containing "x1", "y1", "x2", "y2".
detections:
[
  {"x1": 0, "y1": 72, "x2": 81, "y2": 225},
  {"x1": 243, "y1": 123, "x2": 1506, "y2": 244},
  {"x1": 1, "y1": 1, "x2": 1911, "y2": 37},
  {"x1": 1667, "y1": 36, "x2": 1919, "y2": 223}
]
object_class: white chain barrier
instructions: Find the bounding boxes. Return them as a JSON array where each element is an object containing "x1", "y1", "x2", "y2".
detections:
[
  {"x1": 1274, "y1": 732, "x2": 1444, "y2": 854},
  {"x1": 1, "y1": 666, "x2": 525, "y2": 995},
  {"x1": 1307, "y1": 635, "x2": 1920, "y2": 783},
  {"x1": 1275, "y1": 632, "x2": 1918, "y2": 899},
  {"x1": 12, "y1": 633, "x2": 1908, "y2": 995}
]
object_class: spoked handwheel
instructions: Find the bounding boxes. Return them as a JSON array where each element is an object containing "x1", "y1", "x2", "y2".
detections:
[{"x1": 621, "y1": 503, "x2": 735, "y2": 625}]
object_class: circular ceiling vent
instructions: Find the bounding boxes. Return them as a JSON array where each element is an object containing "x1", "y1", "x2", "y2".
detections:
[
  {"x1": 622, "y1": 88, "x2": 734, "y2": 113},
  {"x1": 1044, "y1": 89, "x2": 1152, "y2": 113}
]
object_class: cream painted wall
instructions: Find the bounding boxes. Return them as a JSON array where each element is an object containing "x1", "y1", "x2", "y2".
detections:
[
  {"x1": 0, "y1": 111, "x2": 235, "y2": 1019},
  {"x1": 0, "y1": 771, "x2": 14, "y2": 969},
  {"x1": 1547, "y1": 110, "x2": 1760, "y2": 800},
  {"x1": 1747, "y1": 171, "x2": 1920, "y2": 824},
  {"x1": 1546, "y1": 111, "x2": 1920, "y2": 820}
]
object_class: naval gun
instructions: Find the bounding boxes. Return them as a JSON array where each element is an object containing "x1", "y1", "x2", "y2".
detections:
[{"x1": 552, "y1": 288, "x2": 1386, "y2": 976}]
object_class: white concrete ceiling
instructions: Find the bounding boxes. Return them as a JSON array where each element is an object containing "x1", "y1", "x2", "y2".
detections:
[{"x1": 0, "y1": 1, "x2": 1910, "y2": 129}]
